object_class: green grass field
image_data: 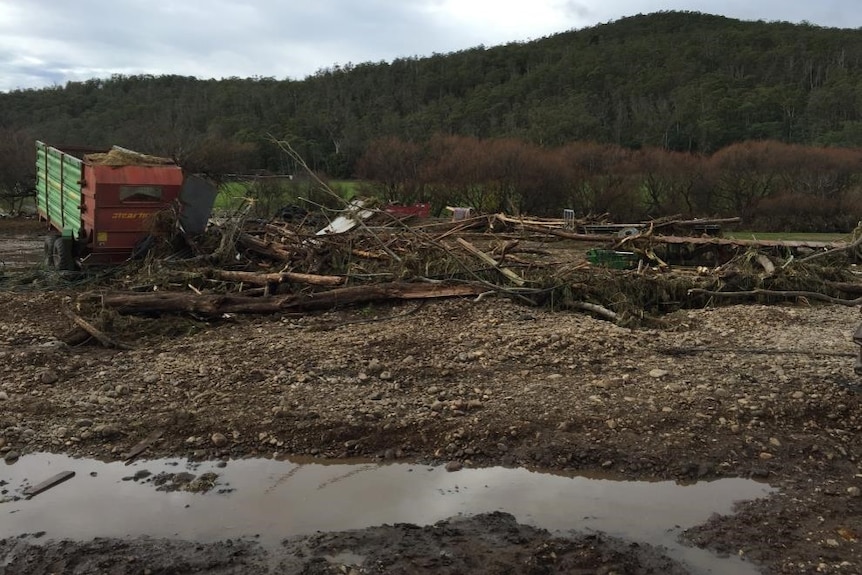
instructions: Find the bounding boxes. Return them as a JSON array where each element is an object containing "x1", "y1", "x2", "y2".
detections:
[
  {"x1": 214, "y1": 182, "x2": 251, "y2": 211},
  {"x1": 214, "y1": 180, "x2": 363, "y2": 212}
]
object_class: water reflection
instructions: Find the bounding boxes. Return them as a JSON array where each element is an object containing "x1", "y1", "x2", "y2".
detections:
[{"x1": 1, "y1": 454, "x2": 772, "y2": 575}]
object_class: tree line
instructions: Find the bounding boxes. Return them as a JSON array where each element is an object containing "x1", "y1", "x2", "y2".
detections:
[
  {"x1": 357, "y1": 136, "x2": 862, "y2": 232},
  {"x1": 2, "y1": 11, "x2": 862, "y2": 227},
  {"x1": 2, "y1": 11, "x2": 862, "y2": 175}
]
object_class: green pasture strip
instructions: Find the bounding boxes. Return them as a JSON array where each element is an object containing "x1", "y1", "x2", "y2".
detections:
[
  {"x1": 329, "y1": 180, "x2": 361, "y2": 199},
  {"x1": 214, "y1": 182, "x2": 252, "y2": 211}
]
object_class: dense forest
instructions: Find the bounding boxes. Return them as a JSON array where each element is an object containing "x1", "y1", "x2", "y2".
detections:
[{"x1": 2, "y1": 11, "x2": 862, "y2": 228}]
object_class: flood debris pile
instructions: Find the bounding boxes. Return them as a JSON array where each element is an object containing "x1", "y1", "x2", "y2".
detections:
[{"x1": 54, "y1": 201, "x2": 862, "y2": 339}]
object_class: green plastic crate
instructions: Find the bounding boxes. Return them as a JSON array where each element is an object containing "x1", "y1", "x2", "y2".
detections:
[{"x1": 586, "y1": 249, "x2": 639, "y2": 269}]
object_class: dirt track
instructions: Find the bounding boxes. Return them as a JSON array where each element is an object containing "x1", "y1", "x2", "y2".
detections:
[{"x1": 1, "y1": 218, "x2": 861, "y2": 574}]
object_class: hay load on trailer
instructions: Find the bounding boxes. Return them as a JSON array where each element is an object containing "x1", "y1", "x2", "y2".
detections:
[{"x1": 35, "y1": 141, "x2": 216, "y2": 270}]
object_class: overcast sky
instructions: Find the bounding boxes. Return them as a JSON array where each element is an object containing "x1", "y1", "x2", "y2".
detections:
[{"x1": 0, "y1": 0, "x2": 858, "y2": 93}]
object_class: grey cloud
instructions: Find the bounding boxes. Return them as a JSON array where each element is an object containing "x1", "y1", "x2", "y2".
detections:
[
  {"x1": 560, "y1": 1, "x2": 593, "y2": 20},
  {"x1": 0, "y1": 0, "x2": 860, "y2": 92}
]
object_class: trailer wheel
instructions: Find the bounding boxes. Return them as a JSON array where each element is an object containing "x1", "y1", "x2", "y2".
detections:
[
  {"x1": 52, "y1": 237, "x2": 76, "y2": 272},
  {"x1": 43, "y1": 235, "x2": 59, "y2": 267}
]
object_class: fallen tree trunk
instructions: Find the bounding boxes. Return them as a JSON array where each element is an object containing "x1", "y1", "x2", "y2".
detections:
[
  {"x1": 63, "y1": 309, "x2": 132, "y2": 350},
  {"x1": 688, "y1": 288, "x2": 862, "y2": 306},
  {"x1": 824, "y1": 281, "x2": 862, "y2": 295},
  {"x1": 654, "y1": 216, "x2": 742, "y2": 228},
  {"x1": 237, "y1": 232, "x2": 296, "y2": 262},
  {"x1": 86, "y1": 281, "x2": 486, "y2": 316},
  {"x1": 517, "y1": 224, "x2": 619, "y2": 242},
  {"x1": 213, "y1": 269, "x2": 345, "y2": 287}
]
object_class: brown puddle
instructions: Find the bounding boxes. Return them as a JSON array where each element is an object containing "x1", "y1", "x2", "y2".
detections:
[{"x1": 1, "y1": 454, "x2": 773, "y2": 575}]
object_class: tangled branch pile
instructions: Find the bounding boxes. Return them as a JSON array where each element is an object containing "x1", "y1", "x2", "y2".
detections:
[{"x1": 67, "y1": 203, "x2": 862, "y2": 332}]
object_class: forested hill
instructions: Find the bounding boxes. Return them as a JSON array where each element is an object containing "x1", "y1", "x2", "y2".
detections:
[{"x1": 2, "y1": 11, "x2": 862, "y2": 177}]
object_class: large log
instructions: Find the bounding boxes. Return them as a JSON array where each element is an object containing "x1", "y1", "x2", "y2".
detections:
[
  {"x1": 639, "y1": 235, "x2": 844, "y2": 249},
  {"x1": 688, "y1": 288, "x2": 862, "y2": 306},
  {"x1": 517, "y1": 224, "x2": 618, "y2": 242},
  {"x1": 63, "y1": 309, "x2": 132, "y2": 350},
  {"x1": 237, "y1": 232, "x2": 296, "y2": 261},
  {"x1": 214, "y1": 269, "x2": 345, "y2": 287},
  {"x1": 89, "y1": 281, "x2": 486, "y2": 316}
]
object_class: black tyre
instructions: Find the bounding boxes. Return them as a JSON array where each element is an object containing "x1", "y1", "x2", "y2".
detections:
[
  {"x1": 52, "y1": 237, "x2": 75, "y2": 272},
  {"x1": 43, "y1": 235, "x2": 59, "y2": 267}
]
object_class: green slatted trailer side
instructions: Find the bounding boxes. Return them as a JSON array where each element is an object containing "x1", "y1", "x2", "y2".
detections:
[{"x1": 35, "y1": 140, "x2": 84, "y2": 237}]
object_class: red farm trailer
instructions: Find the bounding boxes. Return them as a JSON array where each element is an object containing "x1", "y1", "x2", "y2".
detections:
[{"x1": 35, "y1": 141, "x2": 216, "y2": 270}]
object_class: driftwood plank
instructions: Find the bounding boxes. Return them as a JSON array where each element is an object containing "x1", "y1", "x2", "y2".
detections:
[
  {"x1": 123, "y1": 429, "x2": 165, "y2": 464},
  {"x1": 456, "y1": 238, "x2": 526, "y2": 287},
  {"x1": 24, "y1": 471, "x2": 76, "y2": 497}
]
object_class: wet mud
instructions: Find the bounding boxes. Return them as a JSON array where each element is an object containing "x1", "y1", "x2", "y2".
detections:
[{"x1": 2, "y1": 512, "x2": 694, "y2": 575}]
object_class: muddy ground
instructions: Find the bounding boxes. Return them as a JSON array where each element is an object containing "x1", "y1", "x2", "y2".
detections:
[
  {"x1": 0, "y1": 512, "x2": 690, "y2": 574},
  {"x1": 1, "y1": 217, "x2": 861, "y2": 574}
]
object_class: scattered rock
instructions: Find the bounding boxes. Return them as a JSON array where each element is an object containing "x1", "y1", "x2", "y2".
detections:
[
  {"x1": 366, "y1": 359, "x2": 382, "y2": 374},
  {"x1": 211, "y1": 433, "x2": 228, "y2": 448},
  {"x1": 187, "y1": 472, "x2": 219, "y2": 493},
  {"x1": 0, "y1": 391, "x2": 8, "y2": 401},
  {"x1": 4, "y1": 451, "x2": 19, "y2": 463},
  {"x1": 39, "y1": 370, "x2": 59, "y2": 385},
  {"x1": 649, "y1": 369, "x2": 669, "y2": 379},
  {"x1": 93, "y1": 424, "x2": 122, "y2": 440},
  {"x1": 848, "y1": 486, "x2": 861, "y2": 498},
  {"x1": 133, "y1": 469, "x2": 152, "y2": 481},
  {"x1": 445, "y1": 461, "x2": 463, "y2": 472}
]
